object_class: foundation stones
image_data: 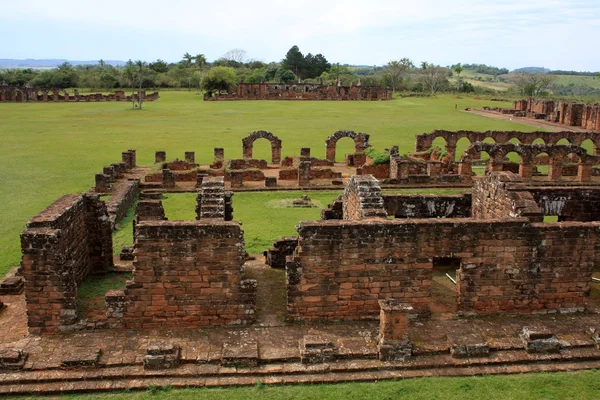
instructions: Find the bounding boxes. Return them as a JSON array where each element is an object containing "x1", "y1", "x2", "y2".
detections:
[
  {"x1": 520, "y1": 327, "x2": 561, "y2": 353},
  {"x1": 144, "y1": 342, "x2": 181, "y2": 370},
  {"x1": 155, "y1": 151, "x2": 166, "y2": 163},
  {"x1": 0, "y1": 349, "x2": 27, "y2": 370},
  {"x1": 0, "y1": 277, "x2": 24, "y2": 295},
  {"x1": 300, "y1": 335, "x2": 336, "y2": 364},
  {"x1": 222, "y1": 340, "x2": 259, "y2": 367}
]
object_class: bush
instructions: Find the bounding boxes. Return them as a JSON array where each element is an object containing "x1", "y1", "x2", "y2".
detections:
[{"x1": 364, "y1": 147, "x2": 390, "y2": 165}]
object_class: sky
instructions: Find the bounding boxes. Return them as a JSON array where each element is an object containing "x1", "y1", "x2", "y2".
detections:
[{"x1": 1, "y1": 0, "x2": 598, "y2": 71}]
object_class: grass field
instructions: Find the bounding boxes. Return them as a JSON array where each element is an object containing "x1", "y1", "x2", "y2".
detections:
[
  {"x1": 12, "y1": 370, "x2": 600, "y2": 399},
  {"x1": 0, "y1": 91, "x2": 537, "y2": 276}
]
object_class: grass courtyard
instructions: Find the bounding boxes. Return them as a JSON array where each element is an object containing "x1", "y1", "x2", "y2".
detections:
[{"x1": 0, "y1": 91, "x2": 538, "y2": 276}]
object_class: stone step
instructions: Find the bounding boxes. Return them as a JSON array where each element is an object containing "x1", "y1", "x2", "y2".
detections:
[{"x1": 1, "y1": 358, "x2": 600, "y2": 396}]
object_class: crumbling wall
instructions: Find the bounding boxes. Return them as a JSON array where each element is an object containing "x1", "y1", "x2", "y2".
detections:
[
  {"x1": 120, "y1": 220, "x2": 255, "y2": 329},
  {"x1": 342, "y1": 175, "x2": 387, "y2": 220},
  {"x1": 383, "y1": 194, "x2": 472, "y2": 218},
  {"x1": 472, "y1": 172, "x2": 543, "y2": 221},
  {"x1": 529, "y1": 187, "x2": 600, "y2": 221},
  {"x1": 21, "y1": 194, "x2": 113, "y2": 334}
]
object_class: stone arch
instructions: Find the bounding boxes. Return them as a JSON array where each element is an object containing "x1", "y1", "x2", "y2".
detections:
[
  {"x1": 59, "y1": 89, "x2": 69, "y2": 101},
  {"x1": 12, "y1": 88, "x2": 26, "y2": 102},
  {"x1": 242, "y1": 130, "x2": 282, "y2": 164},
  {"x1": 325, "y1": 130, "x2": 370, "y2": 162}
]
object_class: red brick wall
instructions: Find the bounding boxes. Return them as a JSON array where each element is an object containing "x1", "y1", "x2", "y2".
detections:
[
  {"x1": 287, "y1": 218, "x2": 598, "y2": 320},
  {"x1": 121, "y1": 220, "x2": 255, "y2": 329},
  {"x1": 21, "y1": 194, "x2": 113, "y2": 334}
]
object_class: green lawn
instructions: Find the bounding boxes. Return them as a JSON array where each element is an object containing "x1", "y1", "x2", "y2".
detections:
[
  {"x1": 13, "y1": 370, "x2": 600, "y2": 399},
  {"x1": 0, "y1": 91, "x2": 539, "y2": 276}
]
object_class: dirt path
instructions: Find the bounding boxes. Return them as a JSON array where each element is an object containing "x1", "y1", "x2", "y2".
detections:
[{"x1": 465, "y1": 109, "x2": 590, "y2": 132}]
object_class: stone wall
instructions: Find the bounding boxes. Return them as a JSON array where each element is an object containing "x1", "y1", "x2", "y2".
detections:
[
  {"x1": 0, "y1": 85, "x2": 159, "y2": 103},
  {"x1": 529, "y1": 187, "x2": 600, "y2": 221},
  {"x1": 286, "y1": 216, "x2": 598, "y2": 321},
  {"x1": 204, "y1": 83, "x2": 392, "y2": 101},
  {"x1": 342, "y1": 175, "x2": 387, "y2": 220},
  {"x1": 383, "y1": 194, "x2": 472, "y2": 218},
  {"x1": 104, "y1": 179, "x2": 139, "y2": 227},
  {"x1": 21, "y1": 194, "x2": 113, "y2": 334},
  {"x1": 471, "y1": 172, "x2": 543, "y2": 221},
  {"x1": 120, "y1": 220, "x2": 255, "y2": 329}
]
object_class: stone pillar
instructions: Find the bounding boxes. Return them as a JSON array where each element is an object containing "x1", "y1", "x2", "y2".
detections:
[
  {"x1": 446, "y1": 144, "x2": 457, "y2": 165},
  {"x1": 243, "y1": 143, "x2": 253, "y2": 159},
  {"x1": 298, "y1": 161, "x2": 311, "y2": 187},
  {"x1": 272, "y1": 145, "x2": 282, "y2": 164},
  {"x1": 458, "y1": 161, "x2": 472, "y2": 179},
  {"x1": 519, "y1": 163, "x2": 533, "y2": 179},
  {"x1": 548, "y1": 159, "x2": 562, "y2": 181},
  {"x1": 162, "y1": 169, "x2": 176, "y2": 188},
  {"x1": 397, "y1": 161, "x2": 410, "y2": 181},
  {"x1": 122, "y1": 150, "x2": 136, "y2": 169},
  {"x1": 214, "y1": 147, "x2": 224, "y2": 160},
  {"x1": 103, "y1": 166, "x2": 116, "y2": 181},
  {"x1": 489, "y1": 154, "x2": 504, "y2": 172},
  {"x1": 427, "y1": 161, "x2": 441, "y2": 177},
  {"x1": 230, "y1": 171, "x2": 243, "y2": 188},
  {"x1": 155, "y1": 151, "x2": 166, "y2": 163},
  {"x1": 95, "y1": 174, "x2": 112, "y2": 192},
  {"x1": 377, "y1": 299, "x2": 412, "y2": 361},
  {"x1": 578, "y1": 163, "x2": 592, "y2": 182},
  {"x1": 185, "y1": 152, "x2": 195, "y2": 164},
  {"x1": 300, "y1": 148, "x2": 311, "y2": 158},
  {"x1": 326, "y1": 145, "x2": 336, "y2": 162}
]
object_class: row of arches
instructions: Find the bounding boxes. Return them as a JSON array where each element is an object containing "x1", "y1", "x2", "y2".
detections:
[
  {"x1": 457, "y1": 143, "x2": 600, "y2": 181},
  {"x1": 416, "y1": 130, "x2": 600, "y2": 162},
  {"x1": 241, "y1": 130, "x2": 371, "y2": 164}
]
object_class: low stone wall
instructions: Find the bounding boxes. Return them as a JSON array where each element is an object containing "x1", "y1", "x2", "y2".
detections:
[
  {"x1": 104, "y1": 179, "x2": 139, "y2": 227},
  {"x1": 227, "y1": 159, "x2": 268, "y2": 170},
  {"x1": 357, "y1": 164, "x2": 390, "y2": 179},
  {"x1": 279, "y1": 168, "x2": 342, "y2": 180}
]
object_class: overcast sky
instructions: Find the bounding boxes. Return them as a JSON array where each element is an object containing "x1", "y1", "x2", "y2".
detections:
[{"x1": 1, "y1": 0, "x2": 598, "y2": 71}]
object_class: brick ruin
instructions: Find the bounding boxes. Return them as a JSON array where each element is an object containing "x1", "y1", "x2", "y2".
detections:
[
  {"x1": 0, "y1": 85, "x2": 159, "y2": 103},
  {"x1": 510, "y1": 98, "x2": 600, "y2": 130},
  {"x1": 6, "y1": 128, "x2": 600, "y2": 391},
  {"x1": 283, "y1": 172, "x2": 600, "y2": 320},
  {"x1": 203, "y1": 82, "x2": 393, "y2": 101}
]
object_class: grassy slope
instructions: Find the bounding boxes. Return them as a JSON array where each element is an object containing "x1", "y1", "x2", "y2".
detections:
[
  {"x1": 17, "y1": 370, "x2": 600, "y2": 399},
  {"x1": 0, "y1": 92, "x2": 536, "y2": 275}
]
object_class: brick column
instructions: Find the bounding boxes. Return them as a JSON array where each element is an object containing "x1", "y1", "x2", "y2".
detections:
[
  {"x1": 427, "y1": 161, "x2": 441, "y2": 177},
  {"x1": 162, "y1": 169, "x2": 176, "y2": 188},
  {"x1": 230, "y1": 171, "x2": 243, "y2": 188},
  {"x1": 300, "y1": 148, "x2": 311, "y2": 158},
  {"x1": 519, "y1": 163, "x2": 533, "y2": 179},
  {"x1": 185, "y1": 152, "x2": 195, "y2": 164},
  {"x1": 548, "y1": 159, "x2": 563, "y2": 181},
  {"x1": 578, "y1": 163, "x2": 592, "y2": 182},
  {"x1": 155, "y1": 151, "x2": 166, "y2": 163},
  {"x1": 298, "y1": 161, "x2": 311, "y2": 187},
  {"x1": 326, "y1": 145, "x2": 336, "y2": 162},
  {"x1": 272, "y1": 145, "x2": 282, "y2": 164}
]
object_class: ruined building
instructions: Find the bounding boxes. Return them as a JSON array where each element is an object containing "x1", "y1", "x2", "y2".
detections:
[
  {"x1": 0, "y1": 85, "x2": 160, "y2": 103},
  {"x1": 204, "y1": 82, "x2": 393, "y2": 101}
]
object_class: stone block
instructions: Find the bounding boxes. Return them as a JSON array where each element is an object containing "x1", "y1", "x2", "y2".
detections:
[
  {"x1": 378, "y1": 339, "x2": 412, "y2": 361},
  {"x1": 300, "y1": 335, "x2": 336, "y2": 364},
  {"x1": 0, "y1": 349, "x2": 27, "y2": 370},
  {"x1": 144, "y1": 341, "x2": 180, "y2": 370},
  {"x1": 222, "y1": 340, "x2": 258, "y2": 367},
  {"x1": 119, "y1": 246, "x2": 134, "y2": 261},
  {"x1": 448, "y1": 333, "x2": 490, "y2": 358},
  {"x1": 265, "y1": 177, "x2": 277, "y2": 187},
  {"x1": 0, "y1": 277, "x2": 24, "y2": 295},
  {"x1": 61, "y1": 348, "x2": 102, "y2": 367},
  {"x1": 520, "y1": 327, "x2": 561, "y2": 353}
]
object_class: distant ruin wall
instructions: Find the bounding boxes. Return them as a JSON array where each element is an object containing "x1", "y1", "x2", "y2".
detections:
[
  {"x1": 383, "y1": 194, "x2": 472, "y2": 218},
  {"x1": 0, "y1": 85, "x2": 159, "y2": 103},
  {"x1": 204, "y1": 83, "x2": 392, "y2": 101}
]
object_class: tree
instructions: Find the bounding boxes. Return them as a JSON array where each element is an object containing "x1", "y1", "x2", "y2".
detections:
[
  {"x1": 281, "y1": 45, "x2": 305, "y2": 79},
  {"x1": 201, "y1": 66, "x2": 237, "y2": 92},
  {"x1": 182, "y1": 52, "x2": 193, "y2": 68},
  {"x1": 304, "y1": 53, "x2": 330, "y2": 79},
  {"x1": 419, "y1": 62, "x2": 450, "y2": 95},
  {"x1": 134, "y1": 60, "x2": 148, "y2": 110},
  {"x1": 454, "y1": 64, "x2": 463, "y2": 77},
  {"x1": 221, "y1": 49, "x2": 247, "y2": 64},
  {"x1": 122, "y1": 60, "x2": 136, "y2": 100},
  {"x1": 384, "y1": 58, "x2": 413, "y2": 92},
  {"x1": 194, "y1": 54, "x2": 207, "y2": 69},
  {"x1": 511, "y1": 72, "x2": 556, "y2": 97},
  {"x1": 149, "y1": 59, "x2": 169, "y2": 73}
]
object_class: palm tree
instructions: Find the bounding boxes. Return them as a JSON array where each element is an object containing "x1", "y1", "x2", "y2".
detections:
[
  {"x1": 194, "y1": 54, "x2": 207, "y2": 68},
  {"x1": 182, "y1": 53, "x2": 193, "y2": 68},
  {"x1": 135, "y1": 60, "x2": 147, "y2": 110},
  {"x1": 454, "y1": 64, "x2": 463, "y2": 77},
  {"x1": 122, "y1": 60, "x2": 136, "y2": 109}
]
